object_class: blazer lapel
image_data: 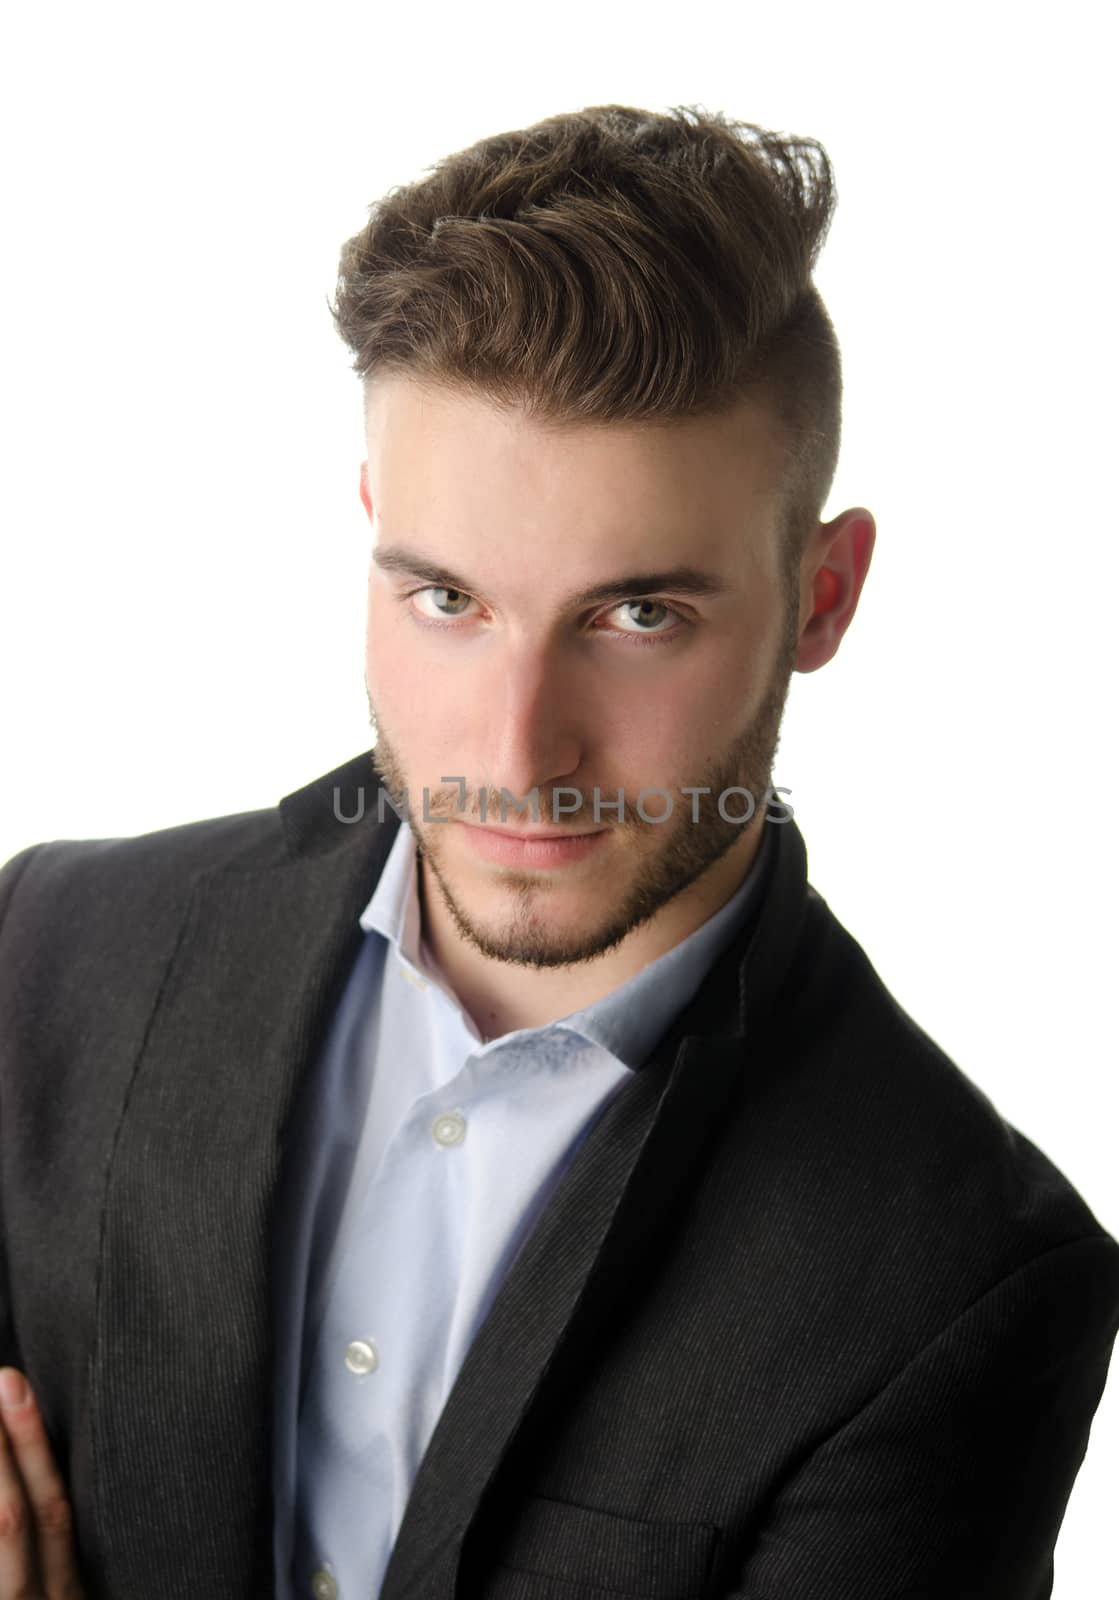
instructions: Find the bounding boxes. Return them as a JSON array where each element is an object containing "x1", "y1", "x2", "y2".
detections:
[{"x1": 89, "y1": 752, "x2": 395, "y2": 1595}]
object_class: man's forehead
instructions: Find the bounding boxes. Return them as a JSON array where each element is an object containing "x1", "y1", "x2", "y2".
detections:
[
  {"x1": 363, "y1": 374, "x2": 786, "y2": 559},
  {"x1": 364, "y1": 371, "x2": 784, "y2": 469}
]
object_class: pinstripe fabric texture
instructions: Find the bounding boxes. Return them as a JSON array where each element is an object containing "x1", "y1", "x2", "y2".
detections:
[{"x1": 0, "y1": 747, "x2": 1117, "y2": 1600}]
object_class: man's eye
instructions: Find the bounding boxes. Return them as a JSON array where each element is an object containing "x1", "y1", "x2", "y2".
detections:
[
  {"x1": 608, "y1": 599, "x2": 677, "y2": 633},
  {"x1": 412, "y1": 586, "x2": 476, "y2": 619}
]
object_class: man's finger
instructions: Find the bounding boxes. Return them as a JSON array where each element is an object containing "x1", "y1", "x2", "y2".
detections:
[
  {"x1": 0, "y1": 1371, "x2": 36, "y2": 1599},
  {"x1": 0, "y1": 1368, "x2": 85, "y2": 1599}
]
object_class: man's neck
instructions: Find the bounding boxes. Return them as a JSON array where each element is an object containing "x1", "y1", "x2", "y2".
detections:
[{"x1": 417, "y1": 822, "x2": 765, "y2": 1042}]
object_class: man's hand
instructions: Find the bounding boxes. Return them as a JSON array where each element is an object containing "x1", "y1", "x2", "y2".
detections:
[{"x1": 0, "y1": 1368, "x2": 85, "y2": 1598}]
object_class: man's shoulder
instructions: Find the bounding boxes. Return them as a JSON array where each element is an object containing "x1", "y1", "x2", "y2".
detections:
[
  {"x1": 715, "y1": 883, "x2": 1117, "y2": 1327},
  {"x1": 0, "y1": 745, "x2": 387, "y2": 923},
  {"x1": 0, "y1": 746, "x2": 388, "y2": 995},
  {"x1": 0, "y1": 798, "x2": 286, "y2": 937}
]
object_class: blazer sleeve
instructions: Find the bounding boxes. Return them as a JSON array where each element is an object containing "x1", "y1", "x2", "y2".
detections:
[
  {"x1": 726, "y1": 1232, "x2": 1119, "y2": 1600},
  {"x1": 0, "y1": 842, "x2": 48, "y2": 1371}
]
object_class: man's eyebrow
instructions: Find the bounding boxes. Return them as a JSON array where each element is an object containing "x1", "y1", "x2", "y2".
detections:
[{"x1": 371, "y1": 544, "x2": 731, "y2": 606}]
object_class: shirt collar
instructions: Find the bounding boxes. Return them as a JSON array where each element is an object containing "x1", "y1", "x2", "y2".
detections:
[{"x1": 360, "y1": 816, "x2": 425, "y2": 964}]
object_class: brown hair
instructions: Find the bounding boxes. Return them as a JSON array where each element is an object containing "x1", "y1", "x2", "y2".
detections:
[{"x1": 330, "y1": 103, "x2": 841, "y2": 577}]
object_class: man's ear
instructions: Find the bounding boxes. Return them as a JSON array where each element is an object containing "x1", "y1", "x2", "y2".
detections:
[
  {"x1": 359, "y1": 460, "x2": 373, "y2": 524},
  {"x1": 795, "y1": 507, "x2": 876, "y2": 673}
]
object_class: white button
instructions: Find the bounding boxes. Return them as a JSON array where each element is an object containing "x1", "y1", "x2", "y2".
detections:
[
  {"x1": 310, "y1": 1569, "x2": 338, "y2": 1600},
  {"x1": 432, "y1": 1110, "x2": 467, "y2": 1147},
  {"x1": 399, "y1": 961, "x2": 429, "y2": 990},
  {"x1": 344, "y1": 1338, "x2": 379, "y2": 1375}
]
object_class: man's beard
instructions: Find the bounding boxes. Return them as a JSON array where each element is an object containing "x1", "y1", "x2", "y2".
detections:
[{"x1": 366, "y1": 608, "x2": 799, "y2": 971}]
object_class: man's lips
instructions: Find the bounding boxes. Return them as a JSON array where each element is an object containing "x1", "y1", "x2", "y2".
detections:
[{"x1": 454, "y1": 819, "x2": 611, "y2": 867}]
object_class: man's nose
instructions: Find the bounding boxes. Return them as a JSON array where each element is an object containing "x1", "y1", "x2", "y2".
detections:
[{"x1": 481, "y1": 642, "x2": 586, "y2": 813}]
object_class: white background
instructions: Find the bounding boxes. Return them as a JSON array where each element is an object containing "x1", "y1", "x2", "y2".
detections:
[{"x1": 2, "y1": 3, "x2": 1116, "y2": 1591}]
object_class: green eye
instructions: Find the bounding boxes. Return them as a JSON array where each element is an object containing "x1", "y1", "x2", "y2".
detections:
[
  {"x1": 432, "y1": 587, "x2": 471, "y2": 614},
  {"x1": 412, "y1": 586, "x2": 475, "y2": 617},
  {"x1": 621, "y1": 600, "x2": 670, "y2": 629}
]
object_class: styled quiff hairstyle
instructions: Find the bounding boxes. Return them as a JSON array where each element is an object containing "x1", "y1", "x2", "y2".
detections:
[{"x1": 331, "y1": 103, "x2": 841, "y2": 581}]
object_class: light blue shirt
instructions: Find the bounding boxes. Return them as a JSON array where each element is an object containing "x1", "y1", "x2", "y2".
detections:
[{"x1": 272, "y1": 817, "x2": 771, "y2": 1600}]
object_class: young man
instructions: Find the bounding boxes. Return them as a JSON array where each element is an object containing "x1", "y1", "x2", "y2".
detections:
[{"x1": 0, "y1": 104, "x2": 1116, "y2": 1600}]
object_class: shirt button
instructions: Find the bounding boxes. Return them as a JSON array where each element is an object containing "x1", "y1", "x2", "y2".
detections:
[
  {"x1": 344, "y1": 1338, "x2": 379, "y2": 1375},
  {"x1": 432, "y1": 1110, "x2": 467, "y2": 1147},
  {"x1": 310, "y1": 1569, "x2": 338, "y2": 1600}
]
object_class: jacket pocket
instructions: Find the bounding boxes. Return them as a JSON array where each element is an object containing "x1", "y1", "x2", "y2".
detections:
[{"x1": 484, "y1": 1493, "x2": 720, "y2": 1599}]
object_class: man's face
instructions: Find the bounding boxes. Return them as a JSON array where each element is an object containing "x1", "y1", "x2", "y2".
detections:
[{"x1": 361, "y1": 374, "x2": 801, "y2": 969}]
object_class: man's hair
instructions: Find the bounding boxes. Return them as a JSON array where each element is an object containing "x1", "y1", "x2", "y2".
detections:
[{"x1": 330, "y1": 103, "x2": 841, "y2": 577}]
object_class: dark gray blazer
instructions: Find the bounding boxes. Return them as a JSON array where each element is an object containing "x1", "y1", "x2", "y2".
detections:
[{"x1": 1, "y1": 748, "x2": 1117, "y2": 1600}]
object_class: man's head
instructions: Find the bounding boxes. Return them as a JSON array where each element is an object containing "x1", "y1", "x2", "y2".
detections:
[{"x1": 332, "y1": 104, "x2": 874, "y2": 969}]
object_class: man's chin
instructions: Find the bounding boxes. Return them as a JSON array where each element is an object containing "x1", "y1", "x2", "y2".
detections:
[
  {"x1": 436, "y1": 912, "x2": 638, "y2": 971},
  {"x1": 422, "y1": 852, "x2": 646, "y2": 969}
]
